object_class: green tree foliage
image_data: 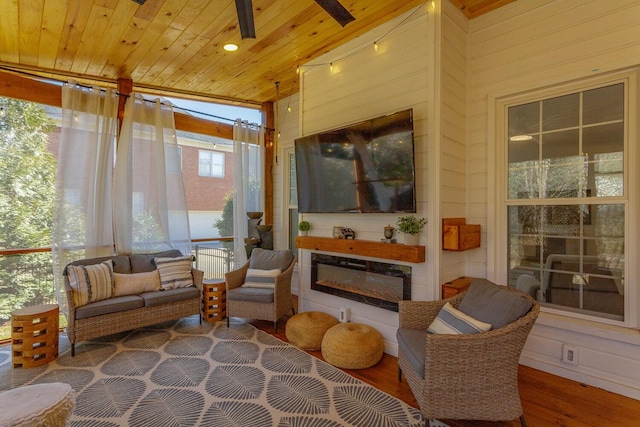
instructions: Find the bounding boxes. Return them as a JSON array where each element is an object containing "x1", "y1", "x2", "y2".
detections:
[
  {"x1": 0, "y1": 98, "x2": 57, "y2": 320},
  {"x1": 214, "y1": 192, "x2": 234, "y2": 238}
]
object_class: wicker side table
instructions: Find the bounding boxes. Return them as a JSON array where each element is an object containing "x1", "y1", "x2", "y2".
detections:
[
  {"x1": 202, "y1": 279, "x2": 226, "y2": 323},
  {"x1": 12, "y1": 303, "x2": 59, "y2": 368}
]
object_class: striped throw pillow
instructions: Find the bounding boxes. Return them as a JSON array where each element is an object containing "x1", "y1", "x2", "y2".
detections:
[
  {"x1": 242, "y1": 268, "x2": 282, "y2": 289},
  {"x1": 428, "y1": 302, "x2": 492, "y2": 335},
  {"x1": 154, "y1": 256, "x2": 194, "y2": 290},
  {"x1": 67, "y1": 260, "x2": 115, "y2": 307}
]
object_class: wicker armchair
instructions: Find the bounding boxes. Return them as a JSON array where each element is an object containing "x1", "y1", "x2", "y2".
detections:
[
  {"x1": 225, "y1": 249, "x2": 296, "y2": 332},
  {"x1": 397, "y1": 288, "x2": 539, "y2": 426}
]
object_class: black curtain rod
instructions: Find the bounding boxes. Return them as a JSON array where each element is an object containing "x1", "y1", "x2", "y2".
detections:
[{"x1": 0, "y1": 66, "x2": 268, "y2": 129}]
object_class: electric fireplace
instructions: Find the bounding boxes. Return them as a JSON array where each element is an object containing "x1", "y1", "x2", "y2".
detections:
[{"x1": 311, "y1": 253, "x2": 412, "y2": 312}]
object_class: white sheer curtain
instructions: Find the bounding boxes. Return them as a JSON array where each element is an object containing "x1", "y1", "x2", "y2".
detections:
[
  {"x1": 232, "y1": 119, "x2": 265, "y2": 265},
  {"x1": 114, "y1": 94, "x2": 191, "y2": 256},
  {"x1": 52, "y1": 81, "x2": 118, "y2": 318}
]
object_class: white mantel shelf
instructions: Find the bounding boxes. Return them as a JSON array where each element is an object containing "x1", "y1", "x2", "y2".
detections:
[{"x1": 295, "y1": 236, "x2": 425, "y2": 264}]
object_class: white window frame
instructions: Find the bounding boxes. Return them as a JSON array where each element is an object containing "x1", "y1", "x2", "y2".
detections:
[
  {"x1": 490, "y1": 69, "x2": 639, "y2": 328},
  {"x1": 284, "y1": 147, "x2": 299, "y2": 251},
  {"x1": 198, "y1": 149, "x2": 224, "y2": 178}
]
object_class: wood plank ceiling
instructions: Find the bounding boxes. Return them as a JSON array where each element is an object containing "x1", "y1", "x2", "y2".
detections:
[{"x1": 0, "y1": 0, "x2": 512, "y2": 107}]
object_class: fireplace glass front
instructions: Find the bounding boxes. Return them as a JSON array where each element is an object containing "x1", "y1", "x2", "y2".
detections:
[{"x1": 311, "y1": 253, "x2": 411, "y2": 312}]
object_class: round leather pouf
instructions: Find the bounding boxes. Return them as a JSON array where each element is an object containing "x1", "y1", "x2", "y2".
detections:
[
  {"x1": 286, "y1": 311, "x2": 339, "y2": 350},
  {"x1": 321, "y1": 322, "x2": 384, "y2": 369}
]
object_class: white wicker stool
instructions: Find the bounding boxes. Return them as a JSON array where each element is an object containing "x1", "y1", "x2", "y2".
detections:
[{"x1": 0, "y1": 382, "x2": 74, "y2": 426}]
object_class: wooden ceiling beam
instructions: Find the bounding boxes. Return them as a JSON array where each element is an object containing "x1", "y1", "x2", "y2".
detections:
[{"x1": 0, "y1": 69, "x2": 233, "y2": 140}]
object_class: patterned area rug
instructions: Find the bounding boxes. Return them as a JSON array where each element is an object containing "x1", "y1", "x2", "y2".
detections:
[{"x1": 0, "y1": 316, "x2": 444, "y2": 426}]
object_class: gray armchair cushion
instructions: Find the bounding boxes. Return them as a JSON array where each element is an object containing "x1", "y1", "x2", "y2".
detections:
[
  {"x1": 227, "y1": 287, "x2": 275, "y2": 304},
  {"x1": 458, "y1": 278, "x2": 533, "y2": 329},
  {"x1": 131, "y1": 249, "x2": 183, "y2": 273},
  {"x1": 396, "y1": 328, "x2": 427, "y2": 378},
  {"x1": 249, "y1": 248, "x2": 294, "y2": 271}
]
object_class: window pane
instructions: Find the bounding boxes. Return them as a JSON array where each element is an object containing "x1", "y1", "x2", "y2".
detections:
[
  {"x1": 508, "y1": 163, "x2": 540, "y2": 199},
  {"x1": 583, "y1": 122, "x2": 624, "y2": 155},
  {"x1": 289, "y1": 152, "x2": 298, "y2": 206},
  {"x1": 509, "y1": 137, "x2": 539, "y2": 164},
  {"x1": 583, "y1": 83, "x2": 624, "y2": 125},
  {"x1": 543, "y1": 156, "x2": 587, "y2": 198},
  {"x1": 508, "y1": 102, "x2": 539, "y2": 137},
  {"x1": 542, "y1": 93, "x2": 579, "y2": 131},
  {"x1": 289, "y1": 208, "x2": 299, "y2": 251},
  {"x1": 508, "y1": 203, "x2": 624, "y2": 320},
  {"x1": 541, "y1": 129, "x2": 579, "y2": 160},
  {"x1": 198, "y1": 149, "x2": 225, "y2": 178}
]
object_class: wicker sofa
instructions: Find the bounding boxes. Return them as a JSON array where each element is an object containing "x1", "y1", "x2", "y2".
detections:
[{"x1": 63, "y1": 249, "x2": 203, "y2": 356}]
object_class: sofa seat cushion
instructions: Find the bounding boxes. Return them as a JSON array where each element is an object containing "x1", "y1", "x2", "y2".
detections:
[
  {"x1": 75, "y1": 295, "x2": 144, "y2": 320},
  {"x1": 141, "y1": 287, "x2": 200, "y2": 307},
  {"x1": 458, "y1": 278, "x2": 533, "y2": 329},
  {"x1": 227, "y1": 287, "x2": 274, "y2": 304},
  {"x1": 396, "y1": 328, "x2": 427, "y2": 379}
]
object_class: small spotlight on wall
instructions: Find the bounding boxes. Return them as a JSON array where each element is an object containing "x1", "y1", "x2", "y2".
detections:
[{"x1": 224, "y1": 43, "x2": 239, "y2": 52}]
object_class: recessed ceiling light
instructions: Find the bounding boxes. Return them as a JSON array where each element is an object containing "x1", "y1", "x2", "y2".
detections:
[
  {"x1": 224, "y1": 43, "x2": 239, "y2": 52},
  {"x1": 510, "y1": 135, "x2": 533, "y2": 142}
]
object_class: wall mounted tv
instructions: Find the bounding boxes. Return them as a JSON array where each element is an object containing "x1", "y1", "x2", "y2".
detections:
[{"x1": 295, "y1": 109, "x2": 416, "y2": 213}]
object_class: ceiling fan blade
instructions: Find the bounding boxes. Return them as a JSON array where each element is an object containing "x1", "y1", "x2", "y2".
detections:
[
  {"x1": 235, "y1": 0, "x2": 256, "y2": 39},
  {"x1": 314, "y1": 0, "x2": 356, "y2": 27}
]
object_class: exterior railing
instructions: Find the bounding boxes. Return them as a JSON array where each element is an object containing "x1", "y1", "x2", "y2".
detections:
[
  {"x1": 0, "y1": 238, "x2": 235, "y2": 342},
  {"x1": 193, "y1": 241, "x2": 236, "y2": 279}
]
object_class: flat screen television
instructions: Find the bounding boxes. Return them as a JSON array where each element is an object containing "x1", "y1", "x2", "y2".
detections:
[{"x1": 295, "y1": 109, "x2": 416, "y2": 213}]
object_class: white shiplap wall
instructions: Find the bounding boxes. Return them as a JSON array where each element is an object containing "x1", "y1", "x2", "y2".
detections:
[
  {"x1": 273, "y1": 93, "x2": 301, "y2": 293},
  {"x1": 438, "y1": 0, "x2": 470, "y2": 283},
  {"x1": 468, "y1": 0, "x2": 640, "y2": 399},
  {"x1": 273, "y1": 92, "x2": 300, "y2": 251},
  {"x1": 293, "y1": 6, "x2": 432, "y2": 355}
]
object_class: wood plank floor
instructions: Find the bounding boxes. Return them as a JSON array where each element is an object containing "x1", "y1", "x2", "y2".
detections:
[{"x1": 248, "y1": 302, "x2": 640, "y2": 427}]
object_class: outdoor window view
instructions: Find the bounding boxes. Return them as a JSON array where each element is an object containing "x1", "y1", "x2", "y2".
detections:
[
  {"x1": 506, "y1": 83, "x2": 626, "y2": 321},
  {"x1": 0, "y1": 95, "x2": 260, "y2": 341}
]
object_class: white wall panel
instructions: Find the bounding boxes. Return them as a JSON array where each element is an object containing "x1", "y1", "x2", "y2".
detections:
[
  {"x1": 469, "y1": 0, "x2": 640, "y2": 399},
  {"x1": 295, "y1": 7, "x2": 432, "y2": 351},
  {"x1": 438, "y1": 1, "x2": 469, "y2": 281}
]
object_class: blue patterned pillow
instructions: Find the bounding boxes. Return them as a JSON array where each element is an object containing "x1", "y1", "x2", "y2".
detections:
[{"x1": 428, "y1": 302, "x2": 492, "y2": 335}]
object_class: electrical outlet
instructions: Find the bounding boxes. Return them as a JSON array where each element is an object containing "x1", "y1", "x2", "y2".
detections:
[{"x1": 562, "y1": 344, "x2": 578, "y2": 366}]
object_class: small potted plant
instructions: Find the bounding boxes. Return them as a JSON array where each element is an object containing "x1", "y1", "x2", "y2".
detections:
[
  {"x1": 396, "y1": 215, "x2": 426, "y2": 245},
  {"x1": 298, "y1": 220, "x2": 311, "y2": 236}
]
